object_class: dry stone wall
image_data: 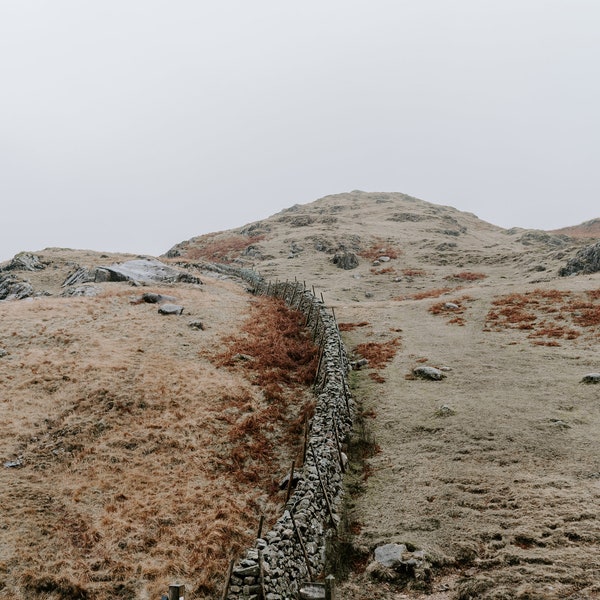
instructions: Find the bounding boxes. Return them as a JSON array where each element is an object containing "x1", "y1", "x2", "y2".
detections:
[{"x1": 205, "y1": 264, "x2": 354, "y2": 600}]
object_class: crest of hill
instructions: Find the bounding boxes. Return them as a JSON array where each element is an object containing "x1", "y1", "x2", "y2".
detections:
[
  {"x1": 164, "y1": 191, "x2": 586, "y2": 301},
  {"x1": 551, "y1": 217, "x2": 600, "y2": 239}
]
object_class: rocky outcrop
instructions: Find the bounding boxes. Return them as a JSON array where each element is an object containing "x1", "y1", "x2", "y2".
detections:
[
  {"x1": 62, "y1": 258, "x2": 202, "y2": 287},
  {"x1": 332, "y1": 251, "x2": 359, "y2": 270},
  {"x1": 0, "y1": 274, "x2": 33, "y2": 300},
  {"x1": 1, "y1": 253, "x2": 46, "y2": 272},
  {"x1": 559, "y1": 241, "x2": 600, "y2": 276}
]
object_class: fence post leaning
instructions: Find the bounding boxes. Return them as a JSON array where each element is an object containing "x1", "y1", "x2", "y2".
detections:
[{"x1": 168, "y1": 584, "x2": 185, "y2": 600}]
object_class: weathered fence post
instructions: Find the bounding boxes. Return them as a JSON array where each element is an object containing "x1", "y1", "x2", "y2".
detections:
[
  {"x1": 325, "y1": 575, "x2": 336, "y2": 600},
  {"x1": 221, "y1": 559, "x2": 234, "y2": 600},
  {"x1": 168, "y1": 583, "x2": 185, "y2": 600}
]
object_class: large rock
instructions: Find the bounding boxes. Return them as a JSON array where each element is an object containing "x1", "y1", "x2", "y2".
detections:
[
  {"x1": 62, "y1": 258, "x2": 202, "y2": 287},
  {"x1": 413, "y1": 366, "x2": 446, "y2": 381},
  {"x1": 374, "y1": 543, "x2": 407, "y2": 567},
  {"x1": 2, "y1": 253, "x2": 46, "y2": 272},
  {"x1": 0, "y1": 274, "x2": 33, "y2": 300},
  {"x1": 332, "y1": 251, "x2": 359, "y2": 270},
  {"x1": 559, "y1": 241, "x2": 600, "y2": 276}
]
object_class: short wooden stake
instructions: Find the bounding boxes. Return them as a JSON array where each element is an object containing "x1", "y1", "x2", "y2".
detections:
[
  {"x1": 325, "y1": 575, "x2": 336, "y2": 600},
  {"x1": 220, "y1": 559, "x2": 234, "y2": 600},
  {"x1": 290, "y1": 510, "x2": 313, "y2": 580},
  {"x1": 258, "y1": 550, "x2": 267, "y2": 600},
  {"x1": 332, "y1": 420, "x2": 346, "y2": 474},
  {"x1": 257, "y1": 514, "x2": 265, "y2": 540},
  {"x1": 168, "y1": 583, "x2": 185, "y2": 600},
  {"x1": 309, "y1": 443, "x2": 336, "y2": 527},
  {"x1": 285, "y1": 460, "x2": 295, "y2": 503},
  {"x1": 301, "y1": 418, "x2": 309, "y2": 465}
]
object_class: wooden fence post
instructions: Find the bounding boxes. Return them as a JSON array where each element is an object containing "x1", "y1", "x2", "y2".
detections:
[
  {"x1": 221, "y1": 559, "x2": 234, "y2": 600},
  {"x1": 325, "y1": 575, "x2": 336, "y2": 600},
  {"x1": 257, "y1": 514, "x2": 265, "y2": 540},
  {"x1": 168, "y1": 583, "x2": 185, "y2": 600}
]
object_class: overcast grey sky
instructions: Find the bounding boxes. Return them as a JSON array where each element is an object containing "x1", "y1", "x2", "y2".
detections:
[{"x1": 1, "y1": 1, "x2": 599, "y2": 262}]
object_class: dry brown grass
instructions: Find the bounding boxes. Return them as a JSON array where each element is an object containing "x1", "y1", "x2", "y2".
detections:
[
  {"x1": 370, "y1": 266, "x2": 396, "y2": 275},
  {"x1": 402, "y1": 268, "x2": 427, "y2": 277},
  {"x1": 445, "y1": 271, "x2": 487, "y2": 281},
  {"x1": 183, "y1": 233, "x2": 265, "y2": 263},
  {"x1": 339, "y1": 321, "x2": 371, "y2": 332},
  {"x1": 359, "y1": 239, "x2": 401, "y2": 260},
  {"x1": 410, "y1": 287, "x2": 454, "y2": 300},
  {"x1": 0, "y1": 276, "x2": 315, "y2": 599}
]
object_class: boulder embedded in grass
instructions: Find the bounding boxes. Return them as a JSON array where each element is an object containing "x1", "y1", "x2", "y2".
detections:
[
  {"x1": 413, "y1": 366, "x2": 446, "y2": 381},
  {"x1": 581, "y1": 373, "x2": 600, "y2": 384}
]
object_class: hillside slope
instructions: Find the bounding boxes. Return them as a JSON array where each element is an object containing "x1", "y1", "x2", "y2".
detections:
[{"x1": 170, "y1": 191, "x2": 600, "y2": 599}]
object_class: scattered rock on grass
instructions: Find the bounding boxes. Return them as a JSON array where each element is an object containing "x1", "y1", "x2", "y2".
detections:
[
  {"x1": 332, "y1": 251, "x2": 359, "y2": 270},
  {"x1": 158, "y1": 304, "x2": 184, "y2": 315},
  {"x1": 581, "y1": 373, "x2": 600, "y2": 384},
  {"x1": 413, "y1": 366, "x2": 446, "y2": 381}
]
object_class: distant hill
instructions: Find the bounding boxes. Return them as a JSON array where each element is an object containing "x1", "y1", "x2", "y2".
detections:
[{"x1": 551, "y1": 217, "x2": 600, "y2": 239}]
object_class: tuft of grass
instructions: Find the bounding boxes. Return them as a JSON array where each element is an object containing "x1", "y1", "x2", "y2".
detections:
[
  {"x1": 402, "y1": 268, "x2": 427, "y2": 277},
  {"x1": 411, "y1": 287, "x2": 454, "y2": 300},
  {"x1": 446, "y1": 271, "x2": 487, "y2": 281},
  {"x1": 339, "y1": 321, "x2": 370, "y2": 332}
]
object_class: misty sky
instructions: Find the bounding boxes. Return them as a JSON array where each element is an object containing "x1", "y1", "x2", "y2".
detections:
[{"x1": 1, "y1": 1, "x2": 599, "y2": 262}]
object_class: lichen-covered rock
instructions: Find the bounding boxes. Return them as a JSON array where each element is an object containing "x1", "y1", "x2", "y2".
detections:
[
  {"x1": 559, "y1": 241, "x2": 600, "y2": 276},
  {"x1": 158, "y1": 304, "x2": 184, "y2": 315},
  {"x1": 332, "y1": 252, "x2": 359, "y2": 270},
  {"x1": 413, "y1": 366, "x2": 446, "y2": 381},
  {"x1": 0, "y1": 274, "x2": 33, "y2": 300},
  {"x1": 2, "y1": 252, "x2": 46, "y2": 272}
]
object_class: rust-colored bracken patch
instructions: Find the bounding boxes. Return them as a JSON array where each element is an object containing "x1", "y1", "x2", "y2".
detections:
[
  {"x1": 486, "y1": 288, "x2": 600, "y2": 345},
  {"x1": 353, "y1": 338, "x2": 401, "y2": 369},
  {"x1": 360, "y1": 238, "x2": 401, "y2": 260},
  {"x1": 183, "y1": 233, "x2": 265, "y2": 263},
  {"x1": 445, "y1": 271, "x2": 487, "y2": 281},
  {"x1": 339, "y1": 321, "x2": 371, "y2": 332},
  {"x1": 410, "y1": 287, "x2": 454, "y2": 300}
]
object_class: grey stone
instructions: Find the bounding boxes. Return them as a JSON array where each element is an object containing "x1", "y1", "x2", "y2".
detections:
[
  {"x1": 374, "y1": 543, "x2": 407, "y2": 567},
  {"x1": 444, "y1": 302, "x2": 459, "y2": 310},
  {"x1": 61, "y1": 267, "x2": 96, "y2": 287},
  {"x1": 158, "y1": 304, "x2": 184, "y2": 315},
  {"x1": 132, "y1": 292, "x2": 178, "y2": 304},
  {"x1": 61, "y1": 285, "x2": 100, "y2": 297},
  {"x1": 0, "y1": 348, "x2": 8, "y2": 358},
  {"x1": 581, "y1": 373, "x2": 600, "y2": 384},
  {"x1": 2, "y1": 253, "x2": 46, "y2": 272},
  {"x1": 332, "y1": 251, "x2": 359, "y2": 270},
  {"x1": 99, "y1": 257, "x2": 201, "y2": 285},
  {"x1": 413, "y1": 366, "x2": 446, "y2": 381},
  {"x1": 0, "y1": 274, "x2": 33, "y2": 300},
  {"x1": 560, "y1": 241, "x2": 600, "y2": 276}
]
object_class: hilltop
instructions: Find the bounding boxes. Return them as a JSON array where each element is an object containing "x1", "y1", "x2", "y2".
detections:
[{"x1": 2, "y1": 191, "x2": 600, "y2": 599}]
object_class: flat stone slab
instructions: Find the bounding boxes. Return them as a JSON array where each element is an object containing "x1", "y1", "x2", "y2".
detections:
[{"x1": 158, "y1": 304, "x2": 184, "y2": 315}]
